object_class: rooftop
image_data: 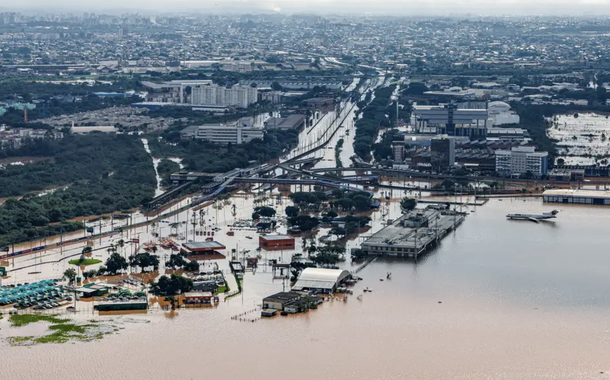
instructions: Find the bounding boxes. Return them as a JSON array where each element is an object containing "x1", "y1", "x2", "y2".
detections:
[
  {"x1": 543, "y1": 189, "x2": 610, "y2": 199},
  {"x1": 292, "y1": 268, "x2": 351, "y2": 291},
  {"x1": 263, "y1": 291, "x2": 302, "y2": 303},
  {"x1": 260, "y1": 234, "x2": 293, "y2": 241},
  {"x1": 182, "y1": 241, "x2": 226, "y2": 251}
]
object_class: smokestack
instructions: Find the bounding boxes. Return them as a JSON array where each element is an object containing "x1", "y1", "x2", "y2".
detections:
[{"x1": 24, "y1": 108, "x2": 28, "y2": 123}]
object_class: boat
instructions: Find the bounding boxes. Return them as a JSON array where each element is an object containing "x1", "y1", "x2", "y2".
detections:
[
  {"x1": 226, "y1": 231, "x2": 235, "y2": 236},
  {"x1": 363, "y1": 287, "x2": 372, "y2": 292}
]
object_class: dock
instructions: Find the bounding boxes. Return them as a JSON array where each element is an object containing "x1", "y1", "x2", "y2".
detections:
[{"x1": 360, "y1": 206, "x2": 466, "y2": 258}]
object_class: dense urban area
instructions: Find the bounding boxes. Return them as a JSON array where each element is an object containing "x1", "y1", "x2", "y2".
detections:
[{"x1": 2, "y1": 11, "x2": 610, "y2": 380}]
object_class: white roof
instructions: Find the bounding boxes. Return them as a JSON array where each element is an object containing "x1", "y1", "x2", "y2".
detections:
[
  {"x1": 292, "y1": 268, "x2": 350, "y2": 291},
  {"x1": 543, "y1": 189, "x2": 610, "y2": 199},
  {"x1": 488, "y1": 101, "x2": 511, "y2": 110}
]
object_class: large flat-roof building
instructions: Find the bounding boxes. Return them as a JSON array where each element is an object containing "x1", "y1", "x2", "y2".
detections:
[
  {"x1": 411, "y1": 103, "x2": 490, "y2": 136},
  {"x1": 361, "y1": 207, "x2": 465, "y2": 258},
  {"x1": 264, "y1": 114, "x2": 306, "y2": 130},
  {"x1": 543, "y1": 189, "x2": 610, "y2": 206},
  {"x1": 182, "y1": 241, "x2": 226, "y2": 254}
]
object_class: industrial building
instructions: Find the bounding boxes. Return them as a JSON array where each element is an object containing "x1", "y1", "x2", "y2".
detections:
[
  {"x1": 410, "y1": 103, "x2": 490, "y2": 136},
  {"x1": 495, "y1": 146, "x2": 549, "y2": 177},
  {"x1": 95, "y1": 301, "x2": 148, "y2": 312},
  {"x1": 259, "y1": 235, "x2": 295, "y2": 251},
  {"x1": 262, "y1": 291, "x2": 323, "y2": 315},
  {"x1": 291, "y1": 268, "x2": 352, "y2": 294},
  {"x1": 487, "y1": 101, "x2": 520, "y2": 126},
  {"x1": 262, "y1": 291, "x2": 302, "y2": 310},
  {"x1": 264, "y1": 114, "x2": 306, "y2": 130},
  {"x1": 542, "y1": 189, "x2": 610, "y2": 206}
]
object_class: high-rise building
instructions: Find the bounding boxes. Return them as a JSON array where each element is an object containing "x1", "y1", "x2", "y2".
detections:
[
  {"x1": 430, "y1": 136, "x2": 455, "y2": 173},
  {"x1": 392, "y1": 142, "x2": 405, "y2": 162},
  {"x1": 495, "y1": 146, "x2": 548, "y2": 177}
]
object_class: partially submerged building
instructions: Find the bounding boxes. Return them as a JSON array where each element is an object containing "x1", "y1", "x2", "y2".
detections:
[
  {"x1": 262, "y1": 291, "x2": 323, "y2": 315},
  {"x1": 182, "y1": 241, "x2": 226, "y2": 256},
  {"x1": 360, "y1": 207, "x2": 465, "y2": 258},
  {"x1": 291, "y1": 268, "x2": 352, "y2": 294},
  {"x1": 259, "y1": 235, "x2": 295, "y2": 251}
]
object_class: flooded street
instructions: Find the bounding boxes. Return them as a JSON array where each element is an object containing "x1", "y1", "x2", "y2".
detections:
[{"x1": 2, "y1": 198, "x2": 610, "y2": 379}]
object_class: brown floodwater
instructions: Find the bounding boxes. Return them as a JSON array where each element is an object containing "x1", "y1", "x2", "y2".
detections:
[{"x1": 2, "y1": 198, "x2": 610, "y2": 379}]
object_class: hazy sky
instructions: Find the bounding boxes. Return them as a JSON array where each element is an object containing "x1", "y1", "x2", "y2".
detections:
[{"x1": 4, "y1": 0, "x2": 610, "y2": 16}]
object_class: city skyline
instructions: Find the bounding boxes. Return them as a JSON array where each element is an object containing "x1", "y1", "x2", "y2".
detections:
[{"x1": 3, "y1": 0, "x2": 610, "y2": 16}]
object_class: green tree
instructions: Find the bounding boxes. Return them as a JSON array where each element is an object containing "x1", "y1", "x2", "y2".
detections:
[
  {"x1": 353, "y1": 195, "x2": 371, "y2": 211},
  {"x1": 63, "y1": 268, "x2": 77, "y2": 284},
  {"x1": 255, "y1": 206, "x2": 276, "y2": 218},
  {"x1": 150, "y1": 274, "x2": 193, "y2": 296},
  {"x1": 105, "y1": 252, "x2": 128, "y2": 275},
  {"x1": 325, "y1": 210, "x2": 338, "y2": 218},
  {"x1": 184, "y1": 260, "x2": 200, "y2": 271},
  {"x1": 130, "y1": 252, "x2": 159, "y2": 273},
  {"x1": 285, "y1": 206, "x2": 299, "y2": 218},
  {"x1": 400, "y1": 197, "x2": 417, "y2": 212},
  {"x1": 166, "y1": 254, "x2": 187, "y2": 269}
]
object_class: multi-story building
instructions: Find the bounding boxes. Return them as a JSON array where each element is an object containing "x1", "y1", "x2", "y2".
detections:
[
  {"x1": 430, "y1": 136, "x2": 455, "y2": 172},
  {"x1": 411, "y1": 103, "x2": 490, "y2": 136},
  {"x1": 495, "y1": 146, "x2": 548, "y2": 177},
  {"x1": 392, "y1": 141, "x2": 405, "y2": 162},
  {"x1": 194, "y1": 120, "x2": 264, "y2": 145},
  {"x1": 190, "y1": 84, "x2": 257, "y2": 108}
]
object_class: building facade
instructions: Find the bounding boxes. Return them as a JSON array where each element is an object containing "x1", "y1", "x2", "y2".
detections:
[
  {"x1": 195, "y1": 124, "x2": 264, "y2": 145},
  {"x1": 430, "y1": 136, "x2": 455, "y2": 172},
  {"x1": 392, "y1": 141, "x2": 405, "y2": 162},
  {"x1": 495, "y1": 146, "x2": 548, "y2": 177},
  {"x1": 411, "y1": 103, "x2": 490, "y2": 136},
  {"x1": 191, "y1": 84, "x2": 258, "y2": 108}
]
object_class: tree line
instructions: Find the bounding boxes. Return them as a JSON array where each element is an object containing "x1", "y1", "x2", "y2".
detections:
[{"x1": 0, "y1": 133, "x2": 156, "y2": 246}]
